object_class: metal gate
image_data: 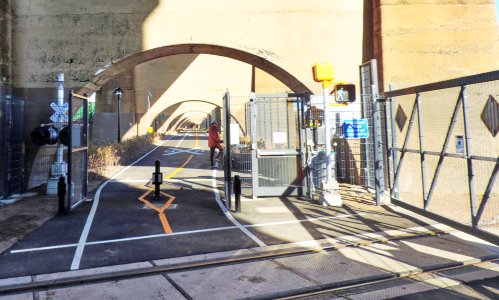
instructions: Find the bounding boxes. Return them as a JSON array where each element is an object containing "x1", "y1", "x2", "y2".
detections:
[
  {"x1": 224, "y1": 92, "x2": 305, "y2": 201},
  {"x1": 0, "y1": 96, "x2": 25, "y2": 199},
  {"x1": 67, "y1": 92, "x2": 89, "y2": 209},
  {"x1": 359, "y1": 59, "x2": 386, "y2": 204}
]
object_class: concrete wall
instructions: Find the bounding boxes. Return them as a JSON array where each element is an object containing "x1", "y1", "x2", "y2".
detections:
[
  {"x1": 11, "y1": 0, "x2": 365, "y2": 138},
  {"x1": 374, "y1": 0, "x2": 499, "y2": 90},
  {"x1": 10, "y1": 1, "x2": 499, "y2": 115},
  {"x1": 0, "y1": 0, "x2": 12, "y2": 97},
  {"x1": 371, "y1": 1, "x2": 499, "y2": 206}
]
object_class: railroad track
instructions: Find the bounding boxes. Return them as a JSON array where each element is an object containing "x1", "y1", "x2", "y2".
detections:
[{"x1": 4, "y1": 229, "x2": 497, "y2": 298}]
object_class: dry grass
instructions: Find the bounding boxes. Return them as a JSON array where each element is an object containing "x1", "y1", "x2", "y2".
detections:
[{"x1": 89, "y1": 135, "x2": 156, "y2": 179}]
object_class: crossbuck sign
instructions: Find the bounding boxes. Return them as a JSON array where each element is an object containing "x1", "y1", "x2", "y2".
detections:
[{"x1": 50, "y1": 102, "x2": 69, "y2": 123}]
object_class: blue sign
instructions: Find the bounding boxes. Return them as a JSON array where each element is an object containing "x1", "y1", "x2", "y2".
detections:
[{"x1": 343, "y1": 119, "x2": 369, "y2": 139}]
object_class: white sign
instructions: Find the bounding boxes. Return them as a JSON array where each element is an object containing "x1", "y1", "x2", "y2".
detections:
[
  {"x1": 272, "y1": 132, "x2": 287, "y2": 144},
  {"x1": 50, "y1": 102, "x2": 69, "y2": 123},
  {"x1": 230, "y1": 124, "x2": 240, "y2": 145},
  {"x1": 50, "y1": 113, "x2": 68, "y2": 123},
  {"x1": 50, "y1": 102, "x2": 68, "y2": 114}
]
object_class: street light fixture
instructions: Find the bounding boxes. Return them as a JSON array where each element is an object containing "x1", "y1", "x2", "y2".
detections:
[{"x1": 113, "y1": 87, "x2": 124, "y2": 143}]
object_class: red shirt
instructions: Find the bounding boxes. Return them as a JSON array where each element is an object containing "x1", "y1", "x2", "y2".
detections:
[{"x1": 208, "y1": 125, "x2": 221, "y2": 147}]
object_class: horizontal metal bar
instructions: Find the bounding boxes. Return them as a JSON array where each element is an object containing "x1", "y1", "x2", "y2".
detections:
[
  {"x1": 71, "y1": 147, "x2": 88, "y2": 153},
  {"x1": 71, "y1": 92, "x2": 90, "y2": 100},
  {"x1": 257, "y1": 149, "x2": 301, "y2": 156},
  {"x1": 380, "y1": 70, "x2": 499, "y2": 98},
  {"x1": 393, "y1": 148, "x2": 497, "y2": 162},
  {"x1": 471, "y1": 155, "x2": 499, "y2": 163},
  {"x1": 254, "y1": 93, "x2": 290, "y2": 98}
]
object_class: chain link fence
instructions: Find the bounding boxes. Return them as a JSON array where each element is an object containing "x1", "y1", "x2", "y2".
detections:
[{"x1": 379, "y1": 70, "x2": 499, "y2": 240}]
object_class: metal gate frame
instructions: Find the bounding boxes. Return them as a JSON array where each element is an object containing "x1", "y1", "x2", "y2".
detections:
[
  {"x1": 223, "y1": 92, "x2": 306, "y2": 203},
  {"x1": 249, "y1": 93, "x2": 305, "y2": 199},
  {"x1": 359, "y1": 59, "x2": 386, "y2": 205},
  {"x1": 67, "y1": 92, "x2": 89, "y2": 210},
  {"x1": 0, "y1": 96, "x2": 25, "y2": 198}
]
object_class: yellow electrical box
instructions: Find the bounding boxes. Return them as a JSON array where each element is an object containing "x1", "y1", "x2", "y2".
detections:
[{"x1": 312, "y1": 63, "x2": 334, "y2": 83}]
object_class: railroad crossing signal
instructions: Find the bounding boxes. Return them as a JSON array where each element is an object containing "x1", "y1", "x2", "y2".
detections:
[{"x1": 31, "y1": 125, "x2": 70, "y2": 146}]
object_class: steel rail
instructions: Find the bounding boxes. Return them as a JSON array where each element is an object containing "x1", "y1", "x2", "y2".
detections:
[
  {"x1": 277, "y1": 257, "x2": 499, "y2": 300},
  {"x1": 0, "y1": 229, "x2": 453, "y2": 296}
]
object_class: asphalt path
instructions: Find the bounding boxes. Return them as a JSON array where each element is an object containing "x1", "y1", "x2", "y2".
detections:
[{"x1": 0, "y1": 133, "x2": 260, "y2": 279}]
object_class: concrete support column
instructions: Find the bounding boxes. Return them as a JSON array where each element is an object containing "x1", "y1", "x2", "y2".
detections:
[{"x1": 0, "y1": 0, "x2": 12, "y2": 97}]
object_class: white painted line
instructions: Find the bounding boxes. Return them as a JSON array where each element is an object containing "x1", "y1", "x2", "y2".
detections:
[
  {"x1": 70, "y1": 198, "x2": 86, "y2": 210},
  {"x1": 70, "y1": 134, "x2": 183, "y2": 270},
  {"x1": 165, "y1": 178, "x2": 213, "y2": 182},
  {"x1": 109, "y1": 179, "x2": 150, "y2": 183},
  {"x1": 12, "y1": 243, "x2": 78, "y2": 253},
  {"x1": 11, "y1": 222, "x2": 451, "y2": 255},
  {"x1": 244, "y1": 213, "x2": 368, "y2": 228},
  {"x1": 109, "y1": 178, "x2": 213, "y2": 183},
  {"x1": 211, "y1": 169, "x2": 266, "y2": 247},
  {"x1": 12, "y1": 226, "x2": 238, "y2": 254}
]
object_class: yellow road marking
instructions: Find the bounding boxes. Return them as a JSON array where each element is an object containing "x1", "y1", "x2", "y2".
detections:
[
  {"x1": 138, "y1": 133, "x2": 198, "y2": 233},
  {"x1": 158, "y1": 213, "x2": 173, "y2": 234},
  {"x1": 165, "y1": 155, "x2": 194, "y2": 180}
]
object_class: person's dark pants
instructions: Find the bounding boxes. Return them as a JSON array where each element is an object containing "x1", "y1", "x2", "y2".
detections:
[{"x1": 210, "y1": 146, "x2": 222, "y2": 166}]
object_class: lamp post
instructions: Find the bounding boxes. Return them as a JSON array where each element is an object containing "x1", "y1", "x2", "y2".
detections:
[
  {"x1": 113, "y1": 87, "x2": 124, "y2": 143},
  {"x1": 146, "y1": 91, "x2": 152, "y2": 135}
]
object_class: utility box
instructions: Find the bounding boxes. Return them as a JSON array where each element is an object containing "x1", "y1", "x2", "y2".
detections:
[
  {"x1": 71, "y1": 124, "x2": 82, "y2": 148},
  {"x1": 312, "y1": 63, "x2": 334, "y2": 82}
]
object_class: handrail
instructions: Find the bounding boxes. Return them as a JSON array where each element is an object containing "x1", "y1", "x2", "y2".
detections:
[{"x1": 379, "y1": 70, "x2": 499, "y2": 99}]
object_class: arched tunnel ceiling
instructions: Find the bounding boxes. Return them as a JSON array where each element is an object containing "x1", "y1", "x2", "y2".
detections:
[
  {"x1": 157, "y1": 99, "x2": 245, "y2": 134},
  {"x1": 77, "y1": 44, "x2": 312, "y2": 96}
]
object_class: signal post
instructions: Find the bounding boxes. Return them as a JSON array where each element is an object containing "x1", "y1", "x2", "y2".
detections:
[{"x1": 312, "y1": 63, "x2": 355, "y2": 206}]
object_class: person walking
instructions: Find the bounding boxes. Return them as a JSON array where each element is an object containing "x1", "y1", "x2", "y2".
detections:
[{"x1": 208, "y1": 121, "x2": 224, "y2": 168}]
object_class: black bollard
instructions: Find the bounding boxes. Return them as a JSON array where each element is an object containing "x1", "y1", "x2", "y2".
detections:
[
  {"x1": 57, "y1": 176, "x2": 66, "y2": 214},
  {"x1": 153, "y1": 160, "x2": 162, "y2": 200},
  {"x1": 234, "y1": 175, "x2": 241, "y2": 212}
]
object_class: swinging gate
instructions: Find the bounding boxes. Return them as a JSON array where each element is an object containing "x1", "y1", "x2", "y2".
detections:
[
  {"x1": 224, "y1": 92, "x2": 306, "y2": 202},
  {"x1": 67, "y1": 92, "x2": 89, "y2": 210},
  {"x1": 0, "y1": 96, "x2": 25, "y2": 199}
]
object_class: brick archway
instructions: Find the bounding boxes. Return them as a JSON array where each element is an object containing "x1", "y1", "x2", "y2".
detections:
[
  {"x1": 77, "y1": 43, "x2": 311, "y2": 96},
  {"x1": 158, "y1": 99, "x2": 246, "y2": 134}
]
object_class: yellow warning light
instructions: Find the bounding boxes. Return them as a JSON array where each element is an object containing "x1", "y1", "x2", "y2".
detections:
[
  {"x1": 148, "y1": 127, "x2": 154, "y2": 134},
  {"x1": 312, "y1": 63, "x2": 334, "y2": 88}
]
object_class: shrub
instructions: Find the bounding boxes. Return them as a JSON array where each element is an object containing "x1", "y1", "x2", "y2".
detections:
[
  {"x1": 118, "y1": 135, "x2": 155, "y2": 165},
  {"x1": 88, "y1": 143, "x2": 119, "y2": 177},
  {"x1": 88, "y1": 135, "x2": 155, "y2": 177}
]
